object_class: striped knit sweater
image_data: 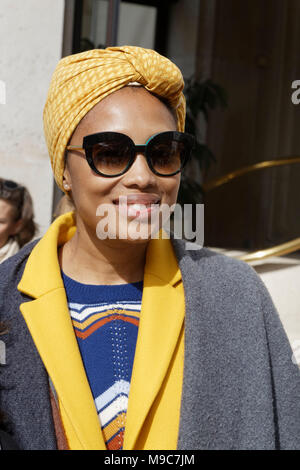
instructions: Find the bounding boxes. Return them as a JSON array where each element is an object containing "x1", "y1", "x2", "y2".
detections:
[{"x1": 62, "y1": 272, "x2": 143, "y2": 450}]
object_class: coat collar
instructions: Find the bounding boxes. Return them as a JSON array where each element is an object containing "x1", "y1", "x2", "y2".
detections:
[
  {"x1": 124, "y1": 231, "x2": 184, "y2": 449},
  {"x1": 17, "y1": 212, "x2": 184, "y2": 449},
  {"x1": 18, "y1": 212, "x2": 76, "y2": 298},
  {"x1": 18, "y1": 212, "x2": 182, "y2": 295}
]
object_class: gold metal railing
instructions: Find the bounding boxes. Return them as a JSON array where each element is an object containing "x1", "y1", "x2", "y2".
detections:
[
  {"x1": 237, "y1": 237, "x2": 300, "y2": 262},
  {"x1": 202, "y1": 156, "x2": 300, "y2": 192},
  {"x1": 203, "y1": 156, "x2": 300, "y2": 261}
]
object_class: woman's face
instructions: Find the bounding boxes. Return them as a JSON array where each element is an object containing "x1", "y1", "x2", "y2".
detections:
[
  {"x1": 0, "y1": 199, "x2": 20, "y2": 248},
  {"x1": 64, "y1": 87, "x2": 180, "y2": 243}
]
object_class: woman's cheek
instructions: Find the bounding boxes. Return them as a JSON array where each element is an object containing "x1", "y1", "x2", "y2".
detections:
[
  {"x1": 163, "y1": 177, "x2": 180, "y2": 205},
  {"x1": 0, "y1": 222, "x2": 10, "y2": 246}
]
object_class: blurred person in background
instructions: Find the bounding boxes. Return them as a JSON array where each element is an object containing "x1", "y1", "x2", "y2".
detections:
[
  {"x1": 0, "y1": 179, "x2": 35, "y2": 448},
  {"x1": 0, "y1": 178, "x2": 36, "y2": 263},
  {"x1": 0, "y1": 46, "x2": 300, "y2": 451},
  {"x1": 0, "y1": 321, "x2": 19, "y2": 450}
]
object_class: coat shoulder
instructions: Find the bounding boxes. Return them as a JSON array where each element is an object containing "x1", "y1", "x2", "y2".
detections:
[
  {"x1": 171, "y1": 237, "x2": 259, "y2": 286},
  {"x1": 0, "y1": 239, "x2": 38, "y2": 278},
  {"x1": 0, "y1": 239, "x2": 39, "y2": 311}
]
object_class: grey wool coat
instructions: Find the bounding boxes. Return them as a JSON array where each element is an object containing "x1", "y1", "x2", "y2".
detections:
[{"x1": 1, "y1": 236, "x2": 300, "y2": 450}]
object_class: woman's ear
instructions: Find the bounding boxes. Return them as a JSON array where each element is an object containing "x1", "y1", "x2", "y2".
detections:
[{"x1": 62, "y1": 167, "x2": 72, "y2": 192}]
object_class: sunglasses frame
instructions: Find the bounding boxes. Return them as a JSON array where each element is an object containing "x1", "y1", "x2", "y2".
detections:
[
  {"x1": 66, "y1": 131, "x2": 195, "y2": 178},
  {"x1": 0, "y1": 179, "x2": 23, "y2": 192}
]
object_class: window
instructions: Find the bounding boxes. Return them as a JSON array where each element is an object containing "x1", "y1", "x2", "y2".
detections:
[{"x1": 73, "y1": 0, "x2": 178, "y2": 54}]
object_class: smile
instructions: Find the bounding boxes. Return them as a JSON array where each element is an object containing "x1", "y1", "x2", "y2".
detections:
[{"x1": 112, "y1": 196, "x2": 161, "y2": 220}]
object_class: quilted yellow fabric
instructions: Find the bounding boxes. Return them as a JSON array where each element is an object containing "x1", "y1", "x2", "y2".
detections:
[{"x1": 43, "y1": 45, "x2": 186, "y2": 191}]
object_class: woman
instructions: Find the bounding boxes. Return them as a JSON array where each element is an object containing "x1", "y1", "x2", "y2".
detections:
[
  {"x1": 0, "y1": 180, "x2": 35, "y2": 449},
  {"x1": 0, "y1": 46, "x2": 300, "y2": 450},
  {"x1": 0, "y1": 178, "x2": 36, "y2": 263}
]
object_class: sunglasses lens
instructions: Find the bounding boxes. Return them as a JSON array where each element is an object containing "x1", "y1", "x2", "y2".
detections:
[
  {"x1": 91, "y1": 140, "x2": 132, "y2": 176},
  {"x1": 4, "y1": 180, "x2": 19, "y2": 190},
  {"x1": 149, "y1": 137, "x2": 189, "y2": 175},
  {"x1": 84, "y1": 131, "x2": 194, "y2": 177}
]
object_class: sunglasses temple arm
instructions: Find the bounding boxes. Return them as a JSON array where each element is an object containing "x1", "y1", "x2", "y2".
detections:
[{"x1": 66, "y1": 145, "x2": 85, "y2": 150}]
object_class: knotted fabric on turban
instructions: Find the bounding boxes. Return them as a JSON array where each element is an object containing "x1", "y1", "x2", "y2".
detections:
[{"x1": 43, "y1": 45, "x2": 186, "y2": 192}]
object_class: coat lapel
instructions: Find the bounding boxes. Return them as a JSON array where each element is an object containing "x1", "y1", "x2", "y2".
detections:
[
  {"x1": 17, "y1": 213, "x2": 106, "y2": 450},
  {"x1": 123, "y1": 234, "x2": 185, "y2": 450},
  {"x1": 17, "y1": 214, "x2": 184, "y2": 450}
]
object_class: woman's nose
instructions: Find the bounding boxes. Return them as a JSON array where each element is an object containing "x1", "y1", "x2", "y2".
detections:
[{"x1": 122, "y1": 153, "x2": 157, "y2": 188}]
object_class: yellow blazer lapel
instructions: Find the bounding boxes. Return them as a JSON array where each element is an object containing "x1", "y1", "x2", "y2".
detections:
[
  {"x1": 19, "y1": 292, "x2": 105, "y2": 449},
  {"x1": 17, "y1": 214, "x2": 184, "y2": 450},
  {"x1": 123, "y1": 234, "x2": 185, "y2": 450},
  {"x1": 17, "y1": 212, "x2": 106, "y2": 450}
]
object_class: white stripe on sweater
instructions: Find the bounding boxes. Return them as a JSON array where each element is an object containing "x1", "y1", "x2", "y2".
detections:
[
  {"x1": 95, "y1": 380, "x2": 130, "y2": 412},
  {"x1": 98, "y1": 395, "x2": 128, "y2": 427},
  {"x1": 69, "y1": 302, "x2": 142, "y2": 321}
]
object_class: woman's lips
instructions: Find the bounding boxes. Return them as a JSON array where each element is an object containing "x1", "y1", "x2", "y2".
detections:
[
  {"x1": 113, "y1": 195, "x2": 161, "y2": 220},
  {"x1": 113, "y1": 194, "x2": 161, "y2": 205}
]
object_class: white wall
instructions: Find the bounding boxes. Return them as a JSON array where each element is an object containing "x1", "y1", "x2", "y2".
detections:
[{"x1": 0, "y1": 0, "x2": 65, "y2": 236}]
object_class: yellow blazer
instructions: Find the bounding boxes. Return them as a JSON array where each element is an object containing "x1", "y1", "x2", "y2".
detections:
[{"x1": 17, "y1": 212, "x2": 185, "y2": 450}]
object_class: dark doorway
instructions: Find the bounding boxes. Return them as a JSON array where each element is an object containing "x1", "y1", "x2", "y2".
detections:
[{"x1": 198, "y1": 0, "x2": 300, "y2": 250}]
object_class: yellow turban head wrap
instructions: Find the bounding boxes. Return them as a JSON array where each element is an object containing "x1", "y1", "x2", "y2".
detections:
[{"x1": 43, "y1": 45, "x2": 186, "y2": 192}]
